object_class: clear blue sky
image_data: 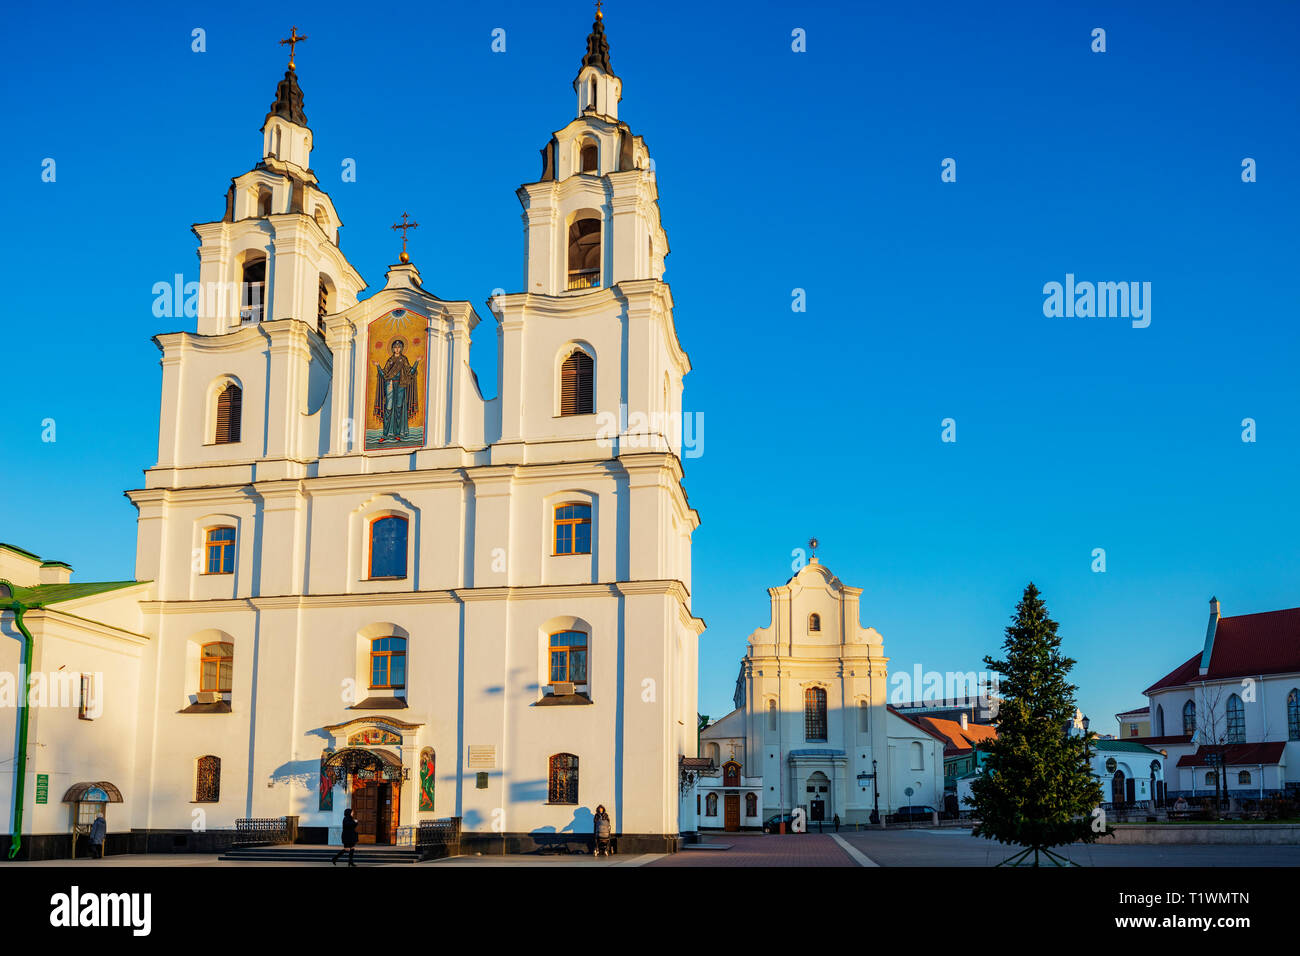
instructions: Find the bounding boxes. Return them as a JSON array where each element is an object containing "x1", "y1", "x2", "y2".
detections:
[{"x1": 2, "y1": 1, "x2": 1297, "y2": 730}]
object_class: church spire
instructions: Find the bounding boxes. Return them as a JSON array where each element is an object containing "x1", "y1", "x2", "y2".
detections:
[
  {"x1": 265, "y1": 26, "x2": 309, "y2": 127},
  {"x1": 581, "y1": 2, "x2": 614, "y2": 75}
]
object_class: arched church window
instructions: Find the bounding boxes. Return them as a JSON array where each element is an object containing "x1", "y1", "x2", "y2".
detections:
[
  {"x1": 369, "y1": 637, "x2": 406, "y2": 690},
  {"x1": 809, "y1": 613, "x2": 821, "y2": 632},
  {"x1": 204, "y1": 527, "x2": 236, "y2": 575},
  {"x1": 804, "y1": 687, "x2": 827, "y2": 742},
  {"x1": 1182, "y1": 700, "x2": 1196, "y2": 735},
  {"x1": 767, "y1": 699, "x2": 777, "y2": 732},
  {"x1": 1226, "y1": 693, "x2": 1245, "y2": 743},
  {"x1": 559, "y1": 350, "x2": 594, "y2": 415},
  {"x1": 705, "y1": 793, "x2": 718, "y2": 817},
  {"x1": 548, "y1": 753, "x2": 579, "y2": 804},
  {"x1": 911, "y1": 741, "x2": 924, "y2": 770},
  {"x1": 369, "y1": 515, "x2": 408, "y2": 579},
  {"x1": 200, "y1": 642, "x2": 233, "y2": 694},
  {"x1": 1238, "y1": 770, "x2": 1251, "y2": 785},
  {"x1": 257, "y1": 189, "x2": 273, "y2": 217},
  {"x1": 1289, "y1": 688, "x2": 1300, "y2": 741},
  {"x1": 317, "y1": 276, "x2": 330, "y2": 334},
  {"x1": 214, "y1": 383, "x2": 242, "y2": 444},
  {"x1": 553, "y1": 503, "x2": 592, "y2": 555},
  {"x1": 858, "y1": 699, "x2": 869, "y2": 733},
  {"x1": 567, "y1": 218, "x2": 601, "y2": 290},
  {"x1": 1155, "y1": 703, "x2": 1165, "y2": 737},
  {"x1": 241, "y1": 257, "x2": 266, "y2": 323},
  {"x1": 745, "y1": 792, "x2": 757, "y2": 817},
  {"x1": 195, "y1": 755, "x2": 221, "y2": 802},
  {"x1": 581, "y1": 141, "x2": 598, "y2": 173}
]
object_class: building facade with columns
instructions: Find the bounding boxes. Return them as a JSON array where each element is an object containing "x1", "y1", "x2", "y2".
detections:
[
  {"x1": 681, "y1": 559, "x2": 944, "y2": 831},
  {"x1": 2, "y1": 13, "x2": 702, "y2": 858}
]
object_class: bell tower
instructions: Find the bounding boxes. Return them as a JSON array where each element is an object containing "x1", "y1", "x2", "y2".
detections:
[{"x1": 192, "y1": 31, "x2": 364, "y2": 336}]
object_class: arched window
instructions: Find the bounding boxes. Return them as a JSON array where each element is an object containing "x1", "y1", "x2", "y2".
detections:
[
  {"x1": 548, "y1": 631, "x2": 588, "y2": 685},
  {"x1": 273, "y1": 127, "x2": 282, "y2": 160},
  {"x1": 580, "y1": 141, "x2": 598, "y2": 173},
  {"x1": 317, "y1": 276, "x2": 329, "y2": 334},
  {"x1": 1238, "y1": 770, "x2": 1251, "y2": 785},
  {"x1": 214, "y1": 383, "x2": 242, "y2": 444},
  {"x1": 1288, "y1": 688, "x2": 1299, "y2": 741},
  {"x1": 369, "y1": 515, "x2": 408, "y2": 579},
  {"x1": 257, "y1": 188, "x2": 273, "y2": 217},
  {"x1": 1155, "y1": 703, "x2": 1165, "y2": 737},
  {"x1": 809, "y1": 613, "x2": 821, "y2": 632},
  {"x1": 858, "y1": 699, "x2": 869, "y2": 733},
  {"x1": 548, "y1": 753, "x2": 579, "y2": 804},
  {"x1": 553, "y1": 503, "x2": 592, "y2": 555},
  {"x1": 911, "y1": 741, "x2": 924, "y2": 770},
  {"x1": 767, "y1": 699, "x2": 777, "y2": 732},
  {"x1": 195, "y1": 756, "x2": 221, "y2": 802},
  {"x1": 723, "y1": 761, "x2": 740, "y2": 787},
  {"x1": 704, "y1": 792, "x2": 718, "y2": 817},
  {"x1": 566, "y1": 218, "x2": 601, "y2": 290},
  {"x1": 1112, "y1": 770, "x2": 1126, "y2": 804},
  {"x1": 204, "y1": 527, "x2": 236, "y2": 575},
  {"x1": 1205, "y1": 771, "x2": 1217, "y2": 786},
  {"x1": 314, "y1": 206, "x2": 328, "y2": 229},
  {"x1": 804, "y1": 687, "x2": 827, "y2": 741},
  {"x1": 1182, "y1": 700, "x2": 1196, "y2": 735},
  {"x1": 745, "y1": 792, "x2": 757, "y2": 817},
  {"x1": 369, "y1": 637, "x2": 406, "y2": 689},
  {"x1": 1225, "y1": 693, "x2": 1245, "y2": 743},
  {"x1": 241, "y1": 256, "x2": 266, "y2": 323},
  {"x1": 559, "y1": 349, "x2": 594, "y2": 415},
  {"x1": 200, "y1": 642, "x2": 233, "y2": 694}
]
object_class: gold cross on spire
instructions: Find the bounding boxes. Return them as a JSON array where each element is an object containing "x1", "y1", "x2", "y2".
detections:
[
  {"x1": 391, "y1": 212, "x2": 420, "y2": 263},
  {"x1": 280, "y1": 26, "x2": 309, "y2": 70}
]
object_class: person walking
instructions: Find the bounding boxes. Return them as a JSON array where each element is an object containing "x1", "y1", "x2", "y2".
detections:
[
  {"x1": 89, "y1": 813, "x2": 107, "y2": 859},
  {"x1": 332, "y1": 809, "x2": 359, "y2": 866},
  {"x1": 833, "y1": 813, "x2": 841, "y2": 833},
  {"x1": 593, "y1": 805, "x2": 612, "y2": 857}
]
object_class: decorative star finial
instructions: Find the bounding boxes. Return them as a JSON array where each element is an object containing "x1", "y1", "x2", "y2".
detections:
[
  {"x1": 808, "y1": 537, "x2": 819, "y2": 559},
  {"x1": 391, "y1": 211, "x2": 420, "y2": 264},
  {"x1": 280, "y1": 26, "x2": 309, "y2": 71}
]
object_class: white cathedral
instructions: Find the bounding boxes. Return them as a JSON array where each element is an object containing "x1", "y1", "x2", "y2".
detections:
[{"x1": 1, "y1": 12, "x2": 704, "y2": 858}]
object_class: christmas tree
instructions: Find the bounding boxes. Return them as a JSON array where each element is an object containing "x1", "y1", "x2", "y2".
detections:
[{"x1": 969, "y1": 583, "x2": 1104, "y2": 865}]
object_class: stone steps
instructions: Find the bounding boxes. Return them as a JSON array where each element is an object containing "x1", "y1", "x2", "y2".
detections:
[{"x1": 217, "y1": 844, "x2": 423, "y2": 864}]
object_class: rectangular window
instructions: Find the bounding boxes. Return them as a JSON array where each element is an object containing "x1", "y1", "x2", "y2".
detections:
[
  {"x1": 370, "y1": 637, "x2": 406, "y2": 690},
  {"x1": 205, "y1": 527, "x2": 236, "y2": 575},
  {"x1": 553, "y1": 504, "x2": 592, "y2": 555},
  {"x1": 369, "y1": 516, "x2": 408, "y2": 579},
  {"x1": 549, "y1": 631, "x2": 588, "y2": 685},
  {"x1": 200, "y1": 643, "x2": 234, "y2": 693}
]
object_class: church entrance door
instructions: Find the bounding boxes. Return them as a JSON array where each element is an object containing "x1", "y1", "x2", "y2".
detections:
[
  {"x1": 352, "y1": 780, "x2": 399, "y2": 845},
  {"x1": 724, "y1": 793, "x2": 740, "y2": 832}
]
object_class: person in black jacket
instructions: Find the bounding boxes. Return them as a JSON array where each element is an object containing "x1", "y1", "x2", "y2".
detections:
[
  {"x1": 332, "y1": 809, "x2": 359, "y2": 866},
  {"x1": 593, "y1": 805, "x2": 612, "y2": 857}
]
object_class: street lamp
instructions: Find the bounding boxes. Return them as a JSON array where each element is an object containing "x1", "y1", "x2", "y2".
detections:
[{"x1": 868, "y1": 759, "x2": 880, "y2": 824}]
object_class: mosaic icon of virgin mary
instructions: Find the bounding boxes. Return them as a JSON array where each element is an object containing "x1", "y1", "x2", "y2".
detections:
[{"x1": 373, "y1": 338, "x2": 420, "y2": 443}]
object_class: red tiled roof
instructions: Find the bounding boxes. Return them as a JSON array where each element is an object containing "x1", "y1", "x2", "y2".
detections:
[
  {"x1": 1115, "y1": 707, "x2": 1150, "y2": 718},
  {"x1": 1146, "y1": 607, "x2": 1300, "y2": 693},
  {"x1": 1174, "y1": 742, "x2": 1287, "y2": 768},
  {"x1": 914, "y1": 715, "x2": 998, "y2": 756},
  {"x1": 887, "y1": 705, "x2": 953, "y2": 744}
]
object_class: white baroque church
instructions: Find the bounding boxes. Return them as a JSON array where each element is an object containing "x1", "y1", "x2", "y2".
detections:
[
  {"x1": 682, "y1": 558, "x2": 945, "y2": 832},
  {"x1": 1, "y1": 12, "x2": 703, "y2": 858}
]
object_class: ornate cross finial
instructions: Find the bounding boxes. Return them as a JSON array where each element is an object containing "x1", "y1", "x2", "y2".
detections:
[
  {"x1": 280, "y1": 26, "x2": 309, "y2": 71},
  {"x1": 596, "y1": 0, "x2": 604, "y2": 19},
  {"x1": 391, "y1": 212, "x2": 420, "y2": 263}
]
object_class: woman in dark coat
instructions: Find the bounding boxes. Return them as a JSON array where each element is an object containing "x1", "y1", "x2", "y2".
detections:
[
  {"x1": 593, "y1": 805, "x2": 612, "y2": 857},
  {"x1": 332, "y1": 809, "x2": 359, "y2": 866}
]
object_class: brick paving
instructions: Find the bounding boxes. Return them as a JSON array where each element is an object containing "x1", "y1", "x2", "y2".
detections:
[{"x1": 648, "y1": 833, "x2": 857, "y2": 867}]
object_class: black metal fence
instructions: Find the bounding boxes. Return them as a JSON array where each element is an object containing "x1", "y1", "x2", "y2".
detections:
[
  {"x1": 416, "y1": 817, "x2": 461, "y2": 859},
  {"x1": 232, "y1": 816, "x2": 297, "y2": 846}
]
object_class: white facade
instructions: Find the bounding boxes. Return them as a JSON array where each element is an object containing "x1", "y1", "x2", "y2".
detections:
[
  {"x1": 3, "y1": 16, "x2": 703, "y2": 857},
  {"x1": 682, "y1": 559, "x2": 944, "y2": 831}
]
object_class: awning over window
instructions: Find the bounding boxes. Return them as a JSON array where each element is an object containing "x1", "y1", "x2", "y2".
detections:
[
  {"x1": 321, "y1": 747, "x2": 404, "y2": 778},
  {"x1": 62, "y1": 781, "x2": 123, "y2": 803}
]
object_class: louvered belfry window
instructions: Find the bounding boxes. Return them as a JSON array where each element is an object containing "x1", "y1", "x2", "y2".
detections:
[
  {"x1": 215, "y1": 384, "x2": 242, "y2": 444},
  {"x1": 560, "y1": 350, "x2": 594, "y2": 416}
]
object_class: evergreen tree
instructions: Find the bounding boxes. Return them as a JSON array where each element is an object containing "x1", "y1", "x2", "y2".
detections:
[{"x1": 969, "y1": 583, "x2": 1103, "y2": 865}]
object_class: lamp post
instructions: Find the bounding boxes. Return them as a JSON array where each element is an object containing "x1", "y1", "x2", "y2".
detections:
[{"x1": 870, "y1": 759, "x2": 880, "y2": 824}]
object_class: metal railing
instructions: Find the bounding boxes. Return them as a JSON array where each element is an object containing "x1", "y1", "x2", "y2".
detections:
[
  {"x1": 566, "y1": 270, "x2": 599, "y2": 291},
  {"x1": 233, "y1": 817, "x2": 295, "y2": 846}
]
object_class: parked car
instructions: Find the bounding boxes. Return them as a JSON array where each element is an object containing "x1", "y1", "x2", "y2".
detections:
[
  {"x1": 763, "y1": 813, "x2": 798, "y2": 833},
  {"x1": 892, "y1": 805, "x2": 937, "y2": 823}
]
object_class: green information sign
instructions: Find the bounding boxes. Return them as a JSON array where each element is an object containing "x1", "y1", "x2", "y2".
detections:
[{"x1": 35, "y1": 774, "x2": 48, "y2": 804}]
